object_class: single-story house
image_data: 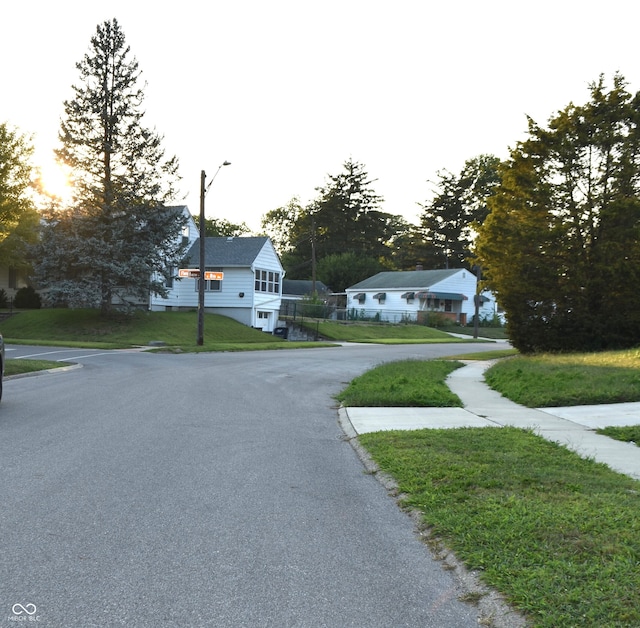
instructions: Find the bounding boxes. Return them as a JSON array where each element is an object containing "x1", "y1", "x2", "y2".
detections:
[
  {"x1": 150, "y1": 209, "x2": 284, "y2": 332},
  {"x1": 346, "y1": 268, "x2": 499, "y2": 325}
]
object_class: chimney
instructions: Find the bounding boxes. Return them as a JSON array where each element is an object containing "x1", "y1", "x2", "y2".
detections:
[{"x1": 416, "y1": 264, "x2": 423, "y2": 271}]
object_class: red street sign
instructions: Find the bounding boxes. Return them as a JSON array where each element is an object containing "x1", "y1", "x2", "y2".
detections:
[{"x1": 178, "y1": 269, "x2": 224, "y2": 280}]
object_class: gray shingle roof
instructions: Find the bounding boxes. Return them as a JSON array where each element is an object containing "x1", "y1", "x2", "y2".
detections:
[
  {"x1": 348, "y1": 269, "x2": 464, "y2": 290},
  {"x1": 186, "y1": 237, "x2": 270, "y2": 267}
]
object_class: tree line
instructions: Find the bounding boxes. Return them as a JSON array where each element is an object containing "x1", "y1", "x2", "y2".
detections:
[{"x1": 1, "y1": 17, "x2": 639, "y2": 353}]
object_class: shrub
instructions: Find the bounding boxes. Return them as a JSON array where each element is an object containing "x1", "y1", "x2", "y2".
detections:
[
  {"x1": 0, "y1": 288, "x2": 8, "y2": 308},
  {"x1": 14, "y1": 286, "x2": 42, "y2": 309}
]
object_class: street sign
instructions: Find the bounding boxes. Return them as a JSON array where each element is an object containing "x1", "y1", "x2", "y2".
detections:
[{"x1": 178, "y1": 269, "x2": 224, "y2": 280}]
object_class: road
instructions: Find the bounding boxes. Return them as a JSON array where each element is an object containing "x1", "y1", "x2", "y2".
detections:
[{"x1": 1, "y1": 342, "x2": 495, "y2": 627}]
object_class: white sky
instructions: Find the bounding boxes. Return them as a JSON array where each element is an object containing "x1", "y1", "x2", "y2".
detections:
[{"x1": 3, "y1": 1, "x2": 638, "y2": 231}]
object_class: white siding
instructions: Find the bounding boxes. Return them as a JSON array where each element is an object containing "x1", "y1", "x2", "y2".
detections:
[
  {"x1": 150, "y1": 232, "x2": 284, "y2": 333},
  {"x1": 346, "y1": 270, "x2": 481, "y2": 323}
]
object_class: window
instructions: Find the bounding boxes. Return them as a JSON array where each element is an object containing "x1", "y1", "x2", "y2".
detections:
[
  {"x1": 195, "y1": 267, "x2": 222, "y2": 292},
  {"x1": 444, "y1": 299, "x2": 453, "y2": 312},
  {"x1": 255, "y1": 269, "x2": 280, "y2": 293},
  {"x1": 165, "y1": 267, "x2": 174, "y2": 289}
]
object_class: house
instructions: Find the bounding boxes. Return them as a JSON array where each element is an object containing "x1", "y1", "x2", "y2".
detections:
[
  {"x1": 345, "y1": 268, "x2": 499, "y2": 325},
  {"x1": 0, "y1": 266, "x2": 29, "y2": 305},
  {"x1": 149, "y1": 209, "x2": 284, "y2": 332}
]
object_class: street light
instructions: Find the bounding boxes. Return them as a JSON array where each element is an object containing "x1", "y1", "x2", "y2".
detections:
[{"x1": 197, "y1": 160, "x2": 231, "y2": 346}]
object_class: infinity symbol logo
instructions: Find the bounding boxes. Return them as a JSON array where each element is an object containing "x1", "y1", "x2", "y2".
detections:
[{"x1": 12, "y1": 603, "x2": 37, "y2": 615}]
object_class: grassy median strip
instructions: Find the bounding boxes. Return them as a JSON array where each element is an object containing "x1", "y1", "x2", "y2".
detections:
[
  {"x1": 335, "y1": 359, "x2": 464, "y2": 407},
  {"x1": 359, "y1": 427, "x2": 640, "y2": 627},
  {"x1": 4, "y1": 359, "x2": 72, "y2": 376}
]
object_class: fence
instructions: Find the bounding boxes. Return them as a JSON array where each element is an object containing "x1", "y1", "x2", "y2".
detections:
[{"x1": 278, "y1": 300, "x2": 460, "y2": 327}]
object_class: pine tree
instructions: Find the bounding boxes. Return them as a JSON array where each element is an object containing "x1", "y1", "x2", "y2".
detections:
[
  {"x1": 33, "y1": 19, "x2": 186, "y2": 313},
  {"x1": 475, "y1": 75, "x2": 640, "y2": 352},
  {"x1": 419, "y1": 154, "x2": 500, "y2": 269}
]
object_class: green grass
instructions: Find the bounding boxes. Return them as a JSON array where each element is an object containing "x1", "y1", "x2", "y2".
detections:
[
  {"x1": 440, "y1": 326, "x2": 509, "y2": 340},
  {"x1": 484, "y1": 349, "x2": 640, "y2": 407},
  {"x1": 596, "y1": 426, "x2": 640, "y2": 447},
  {"x1": 335, "y1": 360, "x2": 464, "y2": 407},
  {"x1": 360, "y1": 427, "x2": 640, "y2": 627},
  {"x1": 0, "y1": 309, "x2": 333, "y2": 351},
  {"x1": 4, "y1": 358, "x2": 72, "y2": 376},
  {"x1": 300, "y1": 320, "x2": 474, "y2": 343}
]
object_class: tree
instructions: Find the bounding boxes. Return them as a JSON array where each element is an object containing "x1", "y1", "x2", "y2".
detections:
[
  {"x1": 0, "y1": 123, "x2": 40, "y2": 269},
  {"x1": 260, "y1": 197, "x2": 303, "y2": 255},
  {"x1": 474, "y1": 74, "x2": 640, "y2": 352},
  {"x1": 194, "y1": 216, "x2": 250, "y2": 237},
  {"x1": 32, "y1": 19, "x2": 187, "y2": 313},
  {"x1": 316, "y1": 252, "x2": 386, "y2": 293},
  {"x1": 419, "y1": 154, "x2": 500, "y2": 269},
  {"x1": 283, "y1": 159, "x2": 402, "y2": 277}
]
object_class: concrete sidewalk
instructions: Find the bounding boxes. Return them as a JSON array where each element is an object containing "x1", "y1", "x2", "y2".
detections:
[{"x1": 340, "y1": 360, "x2": 640, "y2": 480}]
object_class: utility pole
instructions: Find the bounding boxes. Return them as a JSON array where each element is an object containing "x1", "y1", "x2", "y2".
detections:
[
  {"x1": 197, "y1": 169, "x2": 206, "y2": 346},
  {"x1": 473, "y1": 264, "x2": 482, "y2": 339},
  {"x1": 196, "y1": 161, "x2": 231, "y2": 346},
  {"x1": 310, "y1": 216, "x2": 317, "y2": 296}
]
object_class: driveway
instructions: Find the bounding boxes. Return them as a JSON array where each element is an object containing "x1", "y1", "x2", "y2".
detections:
[{"x1": 1, "y1": 343, "x2": 504, "y2": 627}]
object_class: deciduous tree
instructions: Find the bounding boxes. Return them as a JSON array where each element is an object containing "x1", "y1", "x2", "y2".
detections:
[{"x1": 0, "y1": 123, "x2": 40, "y2": 269}]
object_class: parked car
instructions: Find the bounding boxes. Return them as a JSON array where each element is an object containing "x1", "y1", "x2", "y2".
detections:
[{"x1": 0, "y1": 332, "x2": 4, "y2": 401}]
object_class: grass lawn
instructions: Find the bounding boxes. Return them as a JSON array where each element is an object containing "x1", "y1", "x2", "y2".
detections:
[
  {"x1": 300, "y1": 320, "x2": 477, "y2": 343},
  {"x1": 340, "y1": 353, "x2": 640, "y2": 626},
  {"x1": 484, "y1": 348, "x2": 640, "y2": 407},
  {"x1": 360, "y1": 427, "x2": 640, "y2": 627},
  {"x1": 4, "y1": 358, "x2": 72, "y2": 376},
  {"x1": 0, "y1": 309, "x2": 332, "y2": 352},
  {"x1": 335, "y1": 360, "x2": 464, "y2": 407}
]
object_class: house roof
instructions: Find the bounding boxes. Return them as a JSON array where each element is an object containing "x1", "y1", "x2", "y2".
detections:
[
  {"x1": 186, "y1": 237, "x2": 273, "y2": 267},
  {"x1": 347, "y1": 269, "x2": 466, "y2": 290},
  {"x1": 282, "y1": 279, "x2": 329, "y2": 296}
]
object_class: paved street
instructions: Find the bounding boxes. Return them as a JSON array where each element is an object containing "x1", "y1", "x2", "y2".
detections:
[{"x1": 1, "y1": 342, "x2": 497, "y2": 627}]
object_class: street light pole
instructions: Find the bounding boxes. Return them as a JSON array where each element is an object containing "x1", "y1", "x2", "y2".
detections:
[{"x1": 197, "y1": 161, "x2": 231, "y2": 346}]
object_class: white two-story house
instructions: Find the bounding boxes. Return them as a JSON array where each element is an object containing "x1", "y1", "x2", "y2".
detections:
[{"x1": 149, "y1": 208, "x2": 284, "y2": 332}]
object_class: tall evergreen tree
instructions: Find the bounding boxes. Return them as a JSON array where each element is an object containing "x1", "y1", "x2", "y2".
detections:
[
  {"x1": 283, "y1": 159, "x2": 401, "y2": 277},
  {"x1": 33, "y1": 19, "x2": 186, "y2": 313},
  {"x1": 419, "y1": 154, "x2": 500, "y2": 269},
  {"x1": 475, "y1": 75, "x2": 640, "y2": 352}
]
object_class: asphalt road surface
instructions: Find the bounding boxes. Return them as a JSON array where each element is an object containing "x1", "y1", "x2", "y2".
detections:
[{"x1": 1, "y1": 342, "x2": 496, "y2": 627}]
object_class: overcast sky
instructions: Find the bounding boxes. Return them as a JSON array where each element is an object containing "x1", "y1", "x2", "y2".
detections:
[{"x1": 3, "y1": 1, "x2": 638, "y2": 231}]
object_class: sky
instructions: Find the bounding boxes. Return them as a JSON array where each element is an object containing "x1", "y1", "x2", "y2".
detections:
[{"x1": 3, "y1": 1, "x2": 639, "y2": 232}]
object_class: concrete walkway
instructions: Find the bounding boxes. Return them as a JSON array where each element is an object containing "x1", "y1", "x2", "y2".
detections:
[{"x1": 340, "y1": 360, "x2": 640, "y2": 480}]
